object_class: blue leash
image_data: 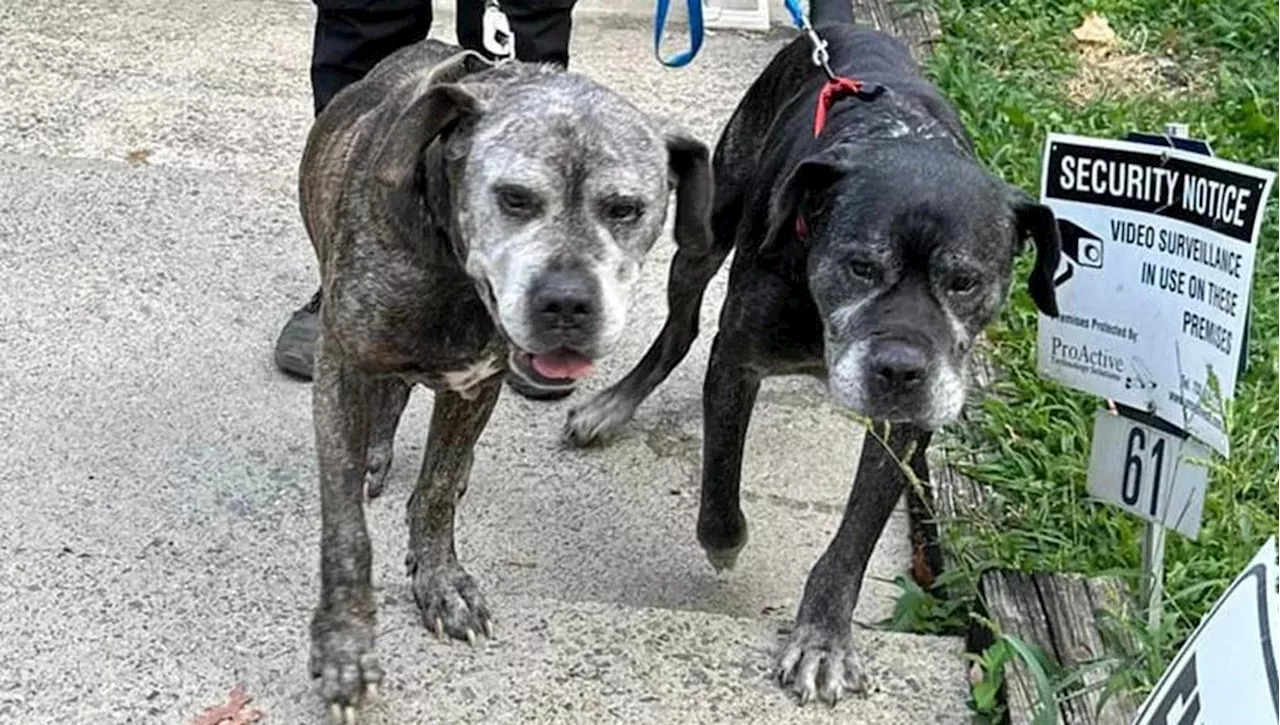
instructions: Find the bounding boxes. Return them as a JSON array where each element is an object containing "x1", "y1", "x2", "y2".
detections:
[
  {"x1": 781, "y1": 0, "x2": 807, "y2": 29},
  {"x1": 653, "y1": 0, "x2": 812, "y2": 68},
  {"x1": 653, "y1": 0, "x2": 705, "y2": 67}
]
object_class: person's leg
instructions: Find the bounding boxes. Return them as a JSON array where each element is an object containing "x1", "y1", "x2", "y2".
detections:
[
  {"x1": 454, "y1": 0, "x2": 487, "y2": 56},
  {"x1": 503, "y1": 0, "x2": 575, "y2": 67},
  {"x1": 311, "y1": 1, "x2": 435, "y2": 114},
  {"x1": 276, "y1": 0, "x2": 434, "y2": 380}
]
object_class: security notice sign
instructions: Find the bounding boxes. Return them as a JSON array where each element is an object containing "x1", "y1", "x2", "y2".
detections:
[
  {"x1": 1036, "y1": 133, "x2": 1275, "y2": 454},
  {"x1": 1132, "y1": 536, "x2": 1279, "y2": 725}
]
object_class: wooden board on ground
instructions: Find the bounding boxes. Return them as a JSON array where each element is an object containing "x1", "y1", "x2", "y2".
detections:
[
  {"x1": 850, "y1": 0, "x2": 940, "y2": 59},
  {"x1": 980, "y1": 571, "x2": 1140, "y2": 724},
  {"x1": 851, "y1": 0, "x2": 941, "y2": 60}
]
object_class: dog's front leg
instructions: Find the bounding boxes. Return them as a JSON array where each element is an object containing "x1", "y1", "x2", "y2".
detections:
[
  {"x1": 405, "y1": 379, "x2": 501, "y2": 643},
  {"x1": 310, "y1": 343, "x2": 384, "y2": 724},
  {"x1": 696, "y1": 332, "x2": 762, "y2": 572},
  {"x1": 777, "y1": 421, "x2": 932, "y2": 706},
  {"x1": 564, "y1": 243, "x2": 730, "y2": 446}
]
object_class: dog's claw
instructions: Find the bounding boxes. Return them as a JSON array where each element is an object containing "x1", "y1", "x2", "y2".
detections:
[
  {"x1": 412, "y1": 561, "x2": 492, "y2": 644},
  {"x1": 312, "y1": 606, "x2": 381, "y2": 720},
  {"x1": 775, "y1": 622, "x2": 866, "y2": 707},
  {"x1": 482, "y1": 619, "x2": 493, "y2": 639},
  {"x1": 777, "y1": 646, "x2": 801, "y2": 685}
]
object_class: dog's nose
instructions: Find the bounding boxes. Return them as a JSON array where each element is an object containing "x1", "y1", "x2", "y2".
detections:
[
  {"x1": 531, "y1": 271, "x2": 597, "y2": 333},
  {"x1": 869, "y1": 342, "x2": 928, "y2": 391}
]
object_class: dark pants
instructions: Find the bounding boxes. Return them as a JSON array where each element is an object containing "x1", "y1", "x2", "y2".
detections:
[{"x1": 311, "y1": 0, "x2": 577, "y2": 115}]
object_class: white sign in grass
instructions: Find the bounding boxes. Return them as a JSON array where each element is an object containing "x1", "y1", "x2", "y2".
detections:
[
  {"x1": 1084, "y1": 410, "x2": 1209, "y2": 540},
  {"x1": 1036, "y1": 133, "x2": 1275, "y2": 455},
  {"x1": 1132, "y1": 536, "x2": 1279, "y2": 725}
]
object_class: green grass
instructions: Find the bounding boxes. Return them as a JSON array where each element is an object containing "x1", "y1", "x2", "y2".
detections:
[{"x1": 912, "y1": 0, "x2": 1279, "y2": 696}]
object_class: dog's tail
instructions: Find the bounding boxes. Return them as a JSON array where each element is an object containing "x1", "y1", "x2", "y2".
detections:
[{"x1": 809, "y1": 0, "x2": 854, "y2": 26}]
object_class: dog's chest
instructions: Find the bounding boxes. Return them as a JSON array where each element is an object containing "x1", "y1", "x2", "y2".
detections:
[{"x1": 405, "y1": 355, "x2": 504, "y2": 399}]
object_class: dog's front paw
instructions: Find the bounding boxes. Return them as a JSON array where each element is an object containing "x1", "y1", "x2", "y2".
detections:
[
  {"x1": 409, "y1": 560, "x2": 492, "y2": 644},
  {"x1": 310, "y1": 606, "x2": 383, "y2": 724},
  {"x1": 562, "y1": 392, "x2": 637, "y2": 447},
  {"x1": 697, "y1": 504, "x2": 748, "y2": 573},
  {"x1": 776, "y1": 622, "x2": 866, "y2": 706}
]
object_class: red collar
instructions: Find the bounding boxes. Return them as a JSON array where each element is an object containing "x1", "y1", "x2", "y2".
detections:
[
  {"x1": 813, "y1": 76, "x2": 872, "y2": 136},
  {"x1": 795, "y1": 76, "x2": 883, "y2": 241}
]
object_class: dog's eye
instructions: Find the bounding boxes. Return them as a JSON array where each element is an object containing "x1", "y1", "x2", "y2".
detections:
[
  {"x1": 848, "y1": 261, "x2": 878, "y2": 280},
  {"x1": 496, "y1": 186, "x2": 539, "y2": 218},
  {"x1": 603, "y1": 199, "x2": 644, "y2": 223},
  {"x1": 948, "y1": 274, "x2": 979, "y2": 294}
]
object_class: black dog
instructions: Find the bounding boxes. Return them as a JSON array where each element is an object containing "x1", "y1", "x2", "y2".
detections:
[{"x1": 564, "y1": 3, "x2": 1060, "y2": 706}]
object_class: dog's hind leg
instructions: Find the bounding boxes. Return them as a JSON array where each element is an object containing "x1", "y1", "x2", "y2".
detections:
[
  {"x1": 309, "y1": 343, "x2": 384, "y2": 722},
  {"x1": 405, "y1": 379, "x2": 501, "y2": 643},
  {"x1": 364, "y1": 377, "x2": 410, "y2": 500},
  {"x1": 776, "y1": 422, "x2": 932, "y2": 706}
]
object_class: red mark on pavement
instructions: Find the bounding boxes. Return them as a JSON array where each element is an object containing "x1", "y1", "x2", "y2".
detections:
[{"x1": 191, "y1": 684, "x2": 265, "y2": 725}]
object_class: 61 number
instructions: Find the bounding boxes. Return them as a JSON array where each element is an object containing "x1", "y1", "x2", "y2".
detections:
[{"x1": 1122, "y1": 426, "x2": 1166, "y2": 516}]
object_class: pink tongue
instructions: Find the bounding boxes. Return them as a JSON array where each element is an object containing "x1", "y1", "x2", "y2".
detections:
[{"x1": 530, "y1": 350, "x2": 596, "y2": 381}]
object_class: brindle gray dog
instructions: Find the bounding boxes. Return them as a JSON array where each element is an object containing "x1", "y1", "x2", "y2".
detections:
[
  {"x1": 301, "y1": 40, "x2": 711, "y2": 722},
  {"x1": 563, "y1": 4, "x2": 1060, "y2": 708}
]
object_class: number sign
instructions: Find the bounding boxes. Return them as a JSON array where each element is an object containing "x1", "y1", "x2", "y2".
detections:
[{"x1": 1086, "y1": 410, "x2": 1210, "y2": 539}]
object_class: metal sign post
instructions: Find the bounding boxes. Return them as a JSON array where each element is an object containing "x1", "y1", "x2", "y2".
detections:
[{"x1": 1136, "y1": 123, "x2": 1184, "y2": 630}]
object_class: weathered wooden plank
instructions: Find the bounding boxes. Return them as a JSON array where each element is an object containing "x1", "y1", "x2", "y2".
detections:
[
  {"x1": 850, "y1": 0, "x2": 941, "y2": 60},
  {"x1": 981, "y1": 570, "x2": 1057, "y2": 723},
  {"x1": 1036, "y1": 574, "x2": 1139, "y2": 724},
  {"x1": 981, "y1": 571, "x2": 1139, "y2": 724},
  {"x1": 1082, "y1": 578, "x2": 1141, "y2": 721}
]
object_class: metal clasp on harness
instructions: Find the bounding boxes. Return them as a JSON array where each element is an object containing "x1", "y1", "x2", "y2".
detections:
[
  {"x1": 802, "y1": 24, "x2": 837, "y2": 81},
  {"x1": 482, "y1": 0, "x2": 514, "y2": 59}
]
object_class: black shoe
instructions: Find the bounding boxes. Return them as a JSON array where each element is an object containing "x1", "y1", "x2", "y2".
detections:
[
  {"x1": 274, "y1": 289, "x2": 321, "y2": 380},
  {"x1": 505, "y1": 372, "x2": 576, "y2": 401}
]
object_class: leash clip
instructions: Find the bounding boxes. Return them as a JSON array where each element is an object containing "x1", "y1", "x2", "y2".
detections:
[
  {"x1": 804, "y1": 26, "x2": 837, "y2": 81},
  {"x1": 482, "y1": 0, "x2": 514, "y2": 59}
]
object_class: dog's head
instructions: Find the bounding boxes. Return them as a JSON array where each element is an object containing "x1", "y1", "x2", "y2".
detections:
[
  {"x1": 767, "y1": 143, "x2": 1060, "y2": 429},
  {"x1": 372, "y1": 52, "x2": 712, "y2": 396}
]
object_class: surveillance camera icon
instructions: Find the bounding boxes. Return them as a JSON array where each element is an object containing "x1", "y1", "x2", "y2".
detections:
[{"x1": 1057, "y1": 219, "x2": 1104, "y2": 270}]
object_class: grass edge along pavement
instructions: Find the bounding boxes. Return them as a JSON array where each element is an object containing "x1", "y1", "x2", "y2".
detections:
[{"x1": 874, "y1": 0, "x2": 1279, "y2": 719}]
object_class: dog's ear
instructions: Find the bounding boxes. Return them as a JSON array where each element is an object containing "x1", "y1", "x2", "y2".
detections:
[
  {"x1": 1008, "y1": 186, "x2": 1062, "y2": 318},
  {"x1": 663, "y1": 127, "x2": 713, "y2": 253},
  {"x1": 762, "y1": 154, "x2": 846, "y2": 250},
  {"x1": 374, "y1": 51, "x2": 492, "y2": 188}
]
